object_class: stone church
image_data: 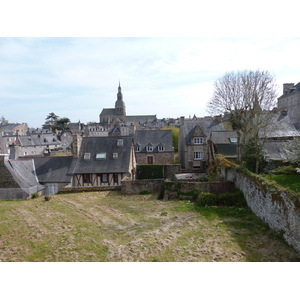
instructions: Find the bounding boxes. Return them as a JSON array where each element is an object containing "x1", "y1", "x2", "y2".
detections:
[{"x1": 99, "y1": 83, "x2": 157, "y2": 127}]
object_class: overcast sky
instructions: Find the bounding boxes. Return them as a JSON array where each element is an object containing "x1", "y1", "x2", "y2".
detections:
[{"x1": 1, "y1": 37, "x2": 300, "y2": 128}]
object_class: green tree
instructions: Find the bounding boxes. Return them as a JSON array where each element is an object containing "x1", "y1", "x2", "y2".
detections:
[
  {"x1": 0, "y1": 116, "x2": 8, "y2": 125},
  {"x1": 162, "y1": 126, "x2": 179, "y2": 151},
  {"x1": 53, "y1": 117, "x2": 71, "y2": 131}
]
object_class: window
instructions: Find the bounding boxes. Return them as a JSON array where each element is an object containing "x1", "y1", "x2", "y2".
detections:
[
  {"x1": 158, "y1": 144, "x2": 165, "y2": 152},
  {"x1": 146, "y1": 144, "x2": 153, "y2": 152},
  {"x1": 101, "y1": 174, "x2": 108, "y2": 183},
  {"x1": 194, "y1": 152, "x2": 204, "y2": 160},
  {"x1": 84, "y1": 153, "x2": 91, "y2": 160},
  {"x1": 135, "y1": 144, "x2": 141, "y2": 152},
  {"x1": 113, "y1": 153, "x2": 118, "y2": 159},
  {"x1": 193, "y1": 137, "x2": 204, "y2": 144},
  {"x1": 83, "y1": 174, "x2": 92, "y2": 184},
  {"x1": 117, "y1": 139, "x2": 123, "y2": 146},
  {"x1": 96, "y1": 153, "x2": 106, "y2": 159}
]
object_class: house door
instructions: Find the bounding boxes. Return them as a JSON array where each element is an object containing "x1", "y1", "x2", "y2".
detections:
[
  {"x1": 113, "y1": 173, "x2": 119, "y2": 185},
  {"x1": 147, "y1": 156, "x2": 154, "y2": 164}
]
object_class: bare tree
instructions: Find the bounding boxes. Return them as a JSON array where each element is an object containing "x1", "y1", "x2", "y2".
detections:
[{"x1": 207, "y1": 70, "x2": 278, "y2": 170}]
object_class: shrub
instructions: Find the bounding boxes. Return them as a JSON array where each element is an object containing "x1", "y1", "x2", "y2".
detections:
[
  {"x1": 31, "y1": 193, "x2": 39, "y2": 199},
  {"x1": 139, "y1": 190, "x2": 150, "y2": 195},
  {"x1": 137, "y1": 165, "x2": 164, "y2": 179},
  {"x1": 195, "y1": 193, "x2": 218, "y2": 206},
  {"x1": 195, "y1": 190, "x2": 247, "y2": 207}
]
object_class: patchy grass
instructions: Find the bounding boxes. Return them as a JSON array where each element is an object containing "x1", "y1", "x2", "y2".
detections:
[
  {"x1": 264, "y1": 174, "x2": 300, "y2": 193},
  {"x1": 0, "y1": 191, "x2": 299, "y2": 262}
]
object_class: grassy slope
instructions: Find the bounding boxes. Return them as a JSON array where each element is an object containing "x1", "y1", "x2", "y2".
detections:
[
  {"x1": 264, "y1": 174, "x2": 300, "y2": 193},
  {"x1": 0, "y1": 191, "x2": 299, "y2": 262}
]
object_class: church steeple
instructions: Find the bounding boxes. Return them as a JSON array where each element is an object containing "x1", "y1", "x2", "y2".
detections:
[
  {"x1": 115, "y1": 82, "x2": 126, "y2": 120},
  {"x1": 117, "y1": 81, "x2": 123, "y2": 101}
]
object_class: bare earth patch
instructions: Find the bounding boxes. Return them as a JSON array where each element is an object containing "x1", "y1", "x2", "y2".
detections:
[{"x1": 0, "y1": 191, "x2": 299, "y2": 262}]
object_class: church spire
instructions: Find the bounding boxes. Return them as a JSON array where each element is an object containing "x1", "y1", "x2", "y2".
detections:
[{"x1": 117, "y1": 81, "x2": 123, "y2": 101}]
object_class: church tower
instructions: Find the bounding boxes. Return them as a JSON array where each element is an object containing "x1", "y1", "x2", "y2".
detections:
[{"x1": 115, "y1": 82, "x2": 126, "y2": 121}]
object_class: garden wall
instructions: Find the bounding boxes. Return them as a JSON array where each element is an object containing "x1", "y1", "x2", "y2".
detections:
[
  {"x1": 121, "y1": 179, "x2": 164, "y2": 194},
  {"x1": 221, "y1": 166, "x2": 300, "y2": 254}
]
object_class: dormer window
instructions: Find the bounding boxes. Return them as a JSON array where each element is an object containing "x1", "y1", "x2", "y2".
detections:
[
  {"x1": 84, "y1": 153, "x2": 91, "y2": 160},
  {"x1": 193, "y1": 137, "x2": 204, "y2": 144},
  {"x1": 146, "y1": 144, "x2": 153, "y2": 152},
  {"x1": 113, "y1": 153, "x2": 118, "y2": 159},
  {"x1": 229, "y1": 137, "x2": 237, "y2": 143},
  {"x1": 135, "y1": 144, "x2": 141, "y2": 152},
  {"x1": 96, "y1": 153, "x2": 106, "y2": 160},
  {"x1": 117, "y1": 139, "x2": 123, "y2": 146},
  {"x1": 158, "y1": 144, "x2": 165, "y2": 152}
]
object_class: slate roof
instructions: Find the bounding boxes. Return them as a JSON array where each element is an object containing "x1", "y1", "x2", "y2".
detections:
[
  {"x1": 263, "y1": 141, "x2": 291, "y2": 161},
  {"x1": 211, "y1": 131, "x2": 237, "y2": 144},
  {"x1": 211, "y1": 131, "x2": 238, "y2": 158},
  {"x1": 126, "y1": 115, "x2": 156, "y2": 124},
  {"x1": 31, "y1": 157, "x2": 76, "y2": 183},
  {"x1": 73, "y1": 136, "x2": 134, "y2": 174},
  {"x1": 0, "y1": 124, "x2": 20, "y2": 131},
  {"x1": 100, "y1": 108, "x2": 115, "y2": 116},
  {"x1": 134, "y1": 130, "x2": 173, "y2": 152},
  {"x1": 181, "y1": 118, "x2": 226, "y2": 145},
  {"x1": 262, "y1": 113, "x2": 300, "y2": 139},
  {"x1": 5, "y1": 159, "x2": 45, "y2": 192},
  {"x1": 18, "y1": 134, "x2": 62, "y2": 147}
]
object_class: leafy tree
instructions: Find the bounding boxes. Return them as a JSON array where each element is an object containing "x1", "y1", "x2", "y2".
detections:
[
  {"x1": 0, "y1": 116, "x2": 8, "y2": 125},
  {"x1": 53, "y1": 117, "x2": 71, "y2": 131},
  {"x1": 162, "y1": 126, "x2": 179, "y2": 151},
  {"x1": 43, "y1": 113, "x2": 70, "y2": 131},
  {"x1": 207, "y1": 69, "x2": 278, "y2": 171},
  {"x1": 43, "y1": 112, "x2": 60, "y2": 130}
]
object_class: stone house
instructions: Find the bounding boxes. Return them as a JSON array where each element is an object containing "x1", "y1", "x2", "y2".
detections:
[
  {"x1": 178, "y1": 117, "x2": 226, "y2": 172},
  {"x1": 277, "y1": 82, "x2": 300, "y2": 129},
  {"x1": 72, "y1": 136, "x2": 136, "y2": 187},
  {"x1": 134, "y1": 129, "x2": 174, "y2": 165},
  {"x1": 0, "y1": 123, "x2": 29, "y2": 155},
  {"x1": 11, "y1": 133, "x2": 62, "y2": 157}
]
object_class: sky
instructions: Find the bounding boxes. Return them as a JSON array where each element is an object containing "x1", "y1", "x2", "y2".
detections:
[{"x1": 1, "y1": 37, "x2": 300, "y2": 128}]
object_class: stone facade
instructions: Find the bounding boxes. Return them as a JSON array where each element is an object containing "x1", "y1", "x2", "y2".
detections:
[{"x1": 277, "y1": 82, "x2": 300, "y2": 128}]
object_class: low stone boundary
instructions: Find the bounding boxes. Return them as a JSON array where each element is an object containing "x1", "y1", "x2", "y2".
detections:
[
  {"x1": 221, "y1": 165, "x2": 300, "y2": 254},
  {"x1": 121, "y1": 179, "x2": 164, "y2": 194},
  {"x1": 58, "y1": 186, "x2": 121, "y2": 194}
]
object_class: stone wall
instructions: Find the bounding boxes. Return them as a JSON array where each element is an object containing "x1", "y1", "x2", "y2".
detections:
[
  {"x1": 121, "y1": 179, "x2": 164, "y2": 194},
  {"x1": 0, "y1": 188, "x2": 30, "y2": 200},
  {"x1": 221, "y1": 166, "x2": 300, "y2": 254}
]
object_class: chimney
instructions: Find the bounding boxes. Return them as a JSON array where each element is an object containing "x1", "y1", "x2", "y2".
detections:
[
  {"x1": 283, "y1": 83, "x2": 295, "y2": 95},
  {"x1": 72, "y1": 134, "x2": 83, "y2": 158},
  {"x1": 9, "y1": 144, "x2": 20, "y2": 160},
  {"x1": 180, "y1": 116, "x2": 185, "y2": 126}
]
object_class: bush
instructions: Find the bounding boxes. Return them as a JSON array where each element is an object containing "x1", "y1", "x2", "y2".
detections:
[
  {"x1": 195, "y1": 193, "x2": 218, "y2": 206},
  {"x1": 137, "y1": 165, "x2": 164, "y2": 179},
  {"x1": 139, "y1": 190, "x2": 150, "y2": 195},
  {"x1": 195, "y1": 190, "x2": 246, "y2": 207},
  {"x1": 31, "y1": 193, "x2": 40, "y2": 199}
]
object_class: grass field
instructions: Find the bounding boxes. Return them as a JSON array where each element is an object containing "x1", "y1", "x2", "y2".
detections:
[
  {"x1": 0, "y1": 191, "x2": 299, "y2": 262},
  {"x1": 264, "y1": 174, "x2": 300, "y2": 193}
]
